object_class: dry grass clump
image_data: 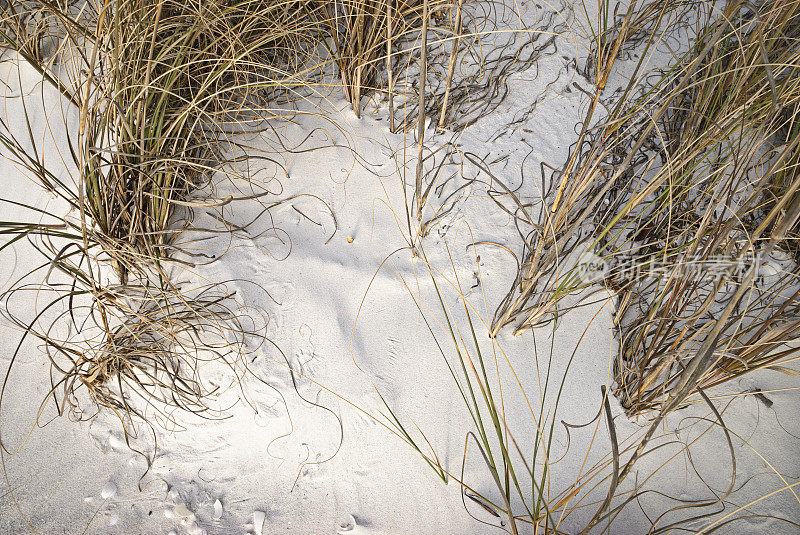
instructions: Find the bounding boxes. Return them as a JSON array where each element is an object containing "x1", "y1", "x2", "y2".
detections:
[
  {"x1": 309, "y1": 0, "x2": 568, "y2": 136},
  {"x1": 609, "y1": 0, "x2": 800, "y2": 415},
  {"x1": 491, "y1": 0, "x2": 800, "y2": 415},
  {"x1": 0, "y1": 270, "x2": 260, "y2": 436},
  {"x1": 313, "y1": 0, "x2": 448, "y2": 118},
  {"x1": 3, "y1": 0, "x2": 322, "y2": 281},
  {"x1": 376, "y1": 242, "x2": 610, "y2": 534},
  {"x1": 489, "y1": 0, "x2": 698, "y2": 335},
  {"x1": 0, "y1": 0, "x2": 316, "y2": 437}
]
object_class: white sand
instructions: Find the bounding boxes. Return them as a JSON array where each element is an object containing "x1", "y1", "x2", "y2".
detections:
[{"x1": 1, "y1": 2, "x2": 799, "y2": 534}]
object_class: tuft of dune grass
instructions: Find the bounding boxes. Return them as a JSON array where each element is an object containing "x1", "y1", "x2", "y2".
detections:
[{"x1": 491, "y1": 0, "x2": 800, "y2": 416}]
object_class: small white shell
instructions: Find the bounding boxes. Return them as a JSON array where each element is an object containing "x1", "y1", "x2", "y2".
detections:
[
  {"x1": 253, "y1": 510, "x2": 266, "y2": 535},
  {"x1": 100, "y1": 482, "x2": 116, "y2": 500},
  {"x1": 173, "y1": 503, "x2": 194, "y2": 519}
]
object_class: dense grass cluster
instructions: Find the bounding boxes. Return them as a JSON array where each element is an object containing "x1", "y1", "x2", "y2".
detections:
[{"x1": 492, "y1": 0, "x2": 800, "y2": 416}]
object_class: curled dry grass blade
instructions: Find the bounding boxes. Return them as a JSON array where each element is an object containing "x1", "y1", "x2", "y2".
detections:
[{"x1": 400, "y1": 0, "x2": 571, "y2": 133}]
